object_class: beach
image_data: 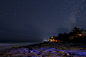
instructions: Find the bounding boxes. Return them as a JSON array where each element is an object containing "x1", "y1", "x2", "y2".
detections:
[
  {"x1": 0, "y1": 42, "x2": 86, "y2": 57},
  {"x1": 0, "y1": 42, "x2": 41, "y2": 51}
]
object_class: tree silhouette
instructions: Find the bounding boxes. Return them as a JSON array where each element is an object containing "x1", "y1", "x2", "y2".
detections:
[
  {"x1": 58, "y1": 33, "x2": 63, "y2": 37},
  {"x1": 48, "y1": 27, "x2": 86, "y2": 43},
  {"x1": 69, "y1": 32, "x2": 74, "y2": 36},
  {"x1": 63, "y1": 33, "x2": 67, "y2": 36},
  {"x1": 81, "y1": 29, "x2": 84, "y2": 31},
  {"x1": 57, "y1": 33, "x2": 64, "y2": 41},
  {"x1": 80, "y1": 29, "x2": 84, "y2": 33},
  {"x1": 72, "y1": 27, "x2": 79, "y2": 34}
]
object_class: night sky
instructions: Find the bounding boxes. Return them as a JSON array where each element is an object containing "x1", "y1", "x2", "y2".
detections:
[{"x1": 0, "y1": 0, "x2": 86, "y2": 42}]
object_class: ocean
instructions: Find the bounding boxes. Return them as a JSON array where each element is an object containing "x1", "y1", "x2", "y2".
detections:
[{"x1": 0, "y1": 42, "x2": 42, "y2": 51}]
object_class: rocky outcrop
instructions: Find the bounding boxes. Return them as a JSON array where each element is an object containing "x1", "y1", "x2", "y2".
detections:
[
  {"x1": 0, "y1": 47, "x2": 33, "y2": 56},
  {"x1": 0, "y1": 42, "x2": 86, "y2": 57}
]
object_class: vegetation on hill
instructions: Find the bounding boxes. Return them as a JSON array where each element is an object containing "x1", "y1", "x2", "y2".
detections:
[{"x1": 49, "y1": 27, "x2": 86, "y2": 43}]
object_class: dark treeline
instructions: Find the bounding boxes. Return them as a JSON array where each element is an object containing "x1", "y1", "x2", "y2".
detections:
[{"x1": 52, "y1": 27, "x2": 86, "y2": 43}]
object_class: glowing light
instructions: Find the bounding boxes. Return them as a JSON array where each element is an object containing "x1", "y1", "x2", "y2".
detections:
[
  {"x1": 77, "y1": 34, "x2": 82, "y2": 36},
  {"x1": 51, "y1": 36, "x2": 53, "y2": 38},
  {"x1": 56, "y1": 40, "x2": 57, "y2": 42}
]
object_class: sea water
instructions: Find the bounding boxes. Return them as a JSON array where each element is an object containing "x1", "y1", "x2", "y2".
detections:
[{"x1": 0, "y1": 42, "x2": 41, "y2": 51}]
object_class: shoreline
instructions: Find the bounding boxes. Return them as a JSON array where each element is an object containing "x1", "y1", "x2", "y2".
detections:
[
  {"x1": 0, "y1": 42, "x2": 86, "y2": 57},
  {"x1": 0, "y1": 42, "x2": 42, "y2": 51}
]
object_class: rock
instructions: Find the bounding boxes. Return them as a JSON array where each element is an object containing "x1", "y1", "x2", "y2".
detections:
[
  {"x1": 49, "y1": 50, "x2": 52, "y2": 52},
  {"x1": 64, "y1": 52, "x2": 70, "y2": 56},
  {"x1": 0, "y1": 47, "x2": 31, "y2": 56},
  {"x1": 1, "y1": 42, "x2": 86, "y2": 57},
  {"x1": 29, "y1": 47, "x2": 33, "y2": 50},
  {"x1": 37, "y1": 51, "x2": 42, "y2": 55},
  {"x1": 57, "y1": 51, "x2": 65, "y2": 55},
  {"x1": 62, "y1": 47, "x2": 68, "y2": 50}
]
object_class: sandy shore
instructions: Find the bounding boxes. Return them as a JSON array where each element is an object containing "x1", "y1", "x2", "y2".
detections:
[{"x1": 0, "y1": 42, "x2": 86, "y2": 57}]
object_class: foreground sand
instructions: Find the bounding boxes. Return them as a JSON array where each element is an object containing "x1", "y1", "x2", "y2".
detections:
[{"x1": 0, "y1": 42, "x2": 86, "y2": 57}]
